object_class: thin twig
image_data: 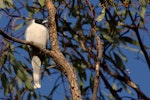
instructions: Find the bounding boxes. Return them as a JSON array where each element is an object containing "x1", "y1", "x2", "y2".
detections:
[
  {"x1": 128, "y1": 10, "x2": 150, "y2": 70},
  {"x1": 92, "y1": 33, "x2": 103, "y2": 100},
  {"x1": 100, "y1": 72, "x2": 122, "y2": 100}
]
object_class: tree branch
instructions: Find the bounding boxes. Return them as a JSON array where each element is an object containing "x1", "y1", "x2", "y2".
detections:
[
  {"x1": 0, "y1": 0, "x2": 82, "y2": 99},
  {"x1": 101, "y1": 61, "x2": 150, "y2": 99},
  {"x1": 100, "y1": 72, "x2": 122, "y2": 100},
  {"x1": 0, "y1": 30, "x2": 53, "y2": 57},
  {"x1": 45, "y1": 0, "x2": 82, "y2": 100},
  {"x1": 128, "y1": 10, "x2": 150, "y2": 70},
  {"x1": 92, "y1": 32, "x2": 103, "y2": 100}
]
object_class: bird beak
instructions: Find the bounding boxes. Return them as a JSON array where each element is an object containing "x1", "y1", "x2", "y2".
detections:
[
  {"x1": 42, "y1": 19, "x2": 49, "y2": 27},
  {"x1": 42, "y1": 19, "x2": 48, "y2": 24}
]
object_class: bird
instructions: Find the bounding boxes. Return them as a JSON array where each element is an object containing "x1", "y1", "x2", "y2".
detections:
[{"x1": 25, "y1": 19, "x2": 49, "y2": 88}]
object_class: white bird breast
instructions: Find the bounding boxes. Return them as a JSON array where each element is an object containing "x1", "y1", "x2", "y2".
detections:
[{"x1": 25, "y1": 21, "x2": 49, "y2": 47}]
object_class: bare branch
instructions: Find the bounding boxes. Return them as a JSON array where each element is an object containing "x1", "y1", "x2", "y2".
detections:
[
  {"x1": 100, "y1": 72, "x2": 122, "y2": 100},
  {"x1": 92, "y1": 32, "x2": 103, "y2": 100},
  {"x1": 0, "y1": 30, "x2": 53, "y2": 57},
  {"x1": 128, "y1": 10, "x2": 150, "y2": 70},
  {"x1": 101, "y1": 62, "x2": 150, "y2": 99},
  {"x1": 45, "y1": 0, "x2": 82, "y2": 100}
]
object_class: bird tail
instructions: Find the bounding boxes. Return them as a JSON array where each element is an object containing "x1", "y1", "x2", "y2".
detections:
[{"x1": 31, "y1": 55, "x2": 41, "y2": 88}]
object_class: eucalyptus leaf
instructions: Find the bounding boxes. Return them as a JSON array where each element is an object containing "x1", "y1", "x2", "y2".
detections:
[
  {"x1": 117, "y1": 48, "x2": 127, "y2": 62},
  {"x1": 120, "y1": 36, "x2": 139, "y2": 46},
  {"x1": 140, "y1": 0, "x2": 146, "y2": 26},
  {"x1": 10, "y1": 54, "x2": 33, "y2": 90},
  {"x1": 13, "y1": 23, "x2": 24, "y2": 30},
  {"x1": 1, "y1": 73, "x2": 9, "y2": 96},
  {"x1": 95, "y1": 8, "x2": 105, "y2": 22},
  {"x1": 121, "y1": 82, "x2": 132, "y2": 94},
  {"x1": 114, "y1": 52, "x2": 125, "y2": 70},
  {"x1": 0, "y1": 0, "x2": 13, "y2": 8},
  {"x1": 112, "y1": 83, "x2": 117, "y2": 90},
  {"x1": 101, "y1": 32, "x2": 114, "y2": 43},
  {"x1": 0, "y1": 1, "x2": 5, "y2": 8},
  {"x1": 38, "y1": 0, "x2": 45, "y2": 7}
]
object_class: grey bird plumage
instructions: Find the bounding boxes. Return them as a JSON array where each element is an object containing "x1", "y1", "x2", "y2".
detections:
[{"x1": 25, "y1": 19, "x2": 49, "y2": 88}]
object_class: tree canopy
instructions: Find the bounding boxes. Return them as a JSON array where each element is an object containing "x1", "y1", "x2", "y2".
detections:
[{"x1": 0, "y1": 0, "x2": 150, "y2": 100}]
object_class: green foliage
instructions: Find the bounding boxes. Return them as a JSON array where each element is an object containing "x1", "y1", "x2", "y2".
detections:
[
  {"x1": 1, "y1": 73, "x2": 9, "y2": 96},
  {"x1": 113, "y1": 52, "x2": 125, "y2": 70},
  {"x1": 0, "y1": 0, "x2": 13, "y2": 9},
  {"x1": 140, "y1": 0, "x2": 146, "y2": 26},
  {"x1": 13, "y1": 23, "x2": 24, "y2": 30},
  {"x1": 95, "y1": 8, "x2": 105, "y2": 22},
  {"x1": 12, "y1": 59, "x2": 33, "y2": 90},
  {"x1": 38, "y1": 0, "x2": 45, "y2": 7}
]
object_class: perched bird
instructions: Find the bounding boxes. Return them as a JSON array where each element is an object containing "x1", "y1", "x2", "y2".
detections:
[{"x1": 25, "y1": 19, "x2": 49, "y2": 88}]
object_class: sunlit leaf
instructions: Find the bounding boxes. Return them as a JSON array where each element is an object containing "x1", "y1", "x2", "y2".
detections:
[
  {"x1": 119, "y1": 45, "x2": 143, "y2": 54},
  {"x1": 13, "y1": 23, "x2": 24, "y2": 30},
  {"x1": 16, "y1": 76, "x2": 22, "y2": 87},
  {"x1": 0, "y1": 1, "x2": 5, "y2": 8},
  {"x1": 118, "y1": 49, "x2": 127, "y2": 62},
  {"x1": 95, "y1": 8, "x2": 105, "y2": 22},
  {"x1": 101, "y1": 29, "x2": 116, "y2": 44},
  {"x1": 140, "y1": 0, "x2": 146, "y2": 26},
  {"x1": 108, "y1": 94, "x2": 114, "y2": 100},
  {"x1": 38, "y1": 0, "x2": 45, "y2": 7},
  {"x1": 112, "y1": 83, "x2": 117, "y2": 90},
  {"x1": 0, "y1": 0, "x2": 13, "y2": 8},
  {"x1": 101, "y1": 32, "x2": 114, "y2": 43},
  {"x1": 105, "y1": 92, "x2": 114, "y2": 100}
]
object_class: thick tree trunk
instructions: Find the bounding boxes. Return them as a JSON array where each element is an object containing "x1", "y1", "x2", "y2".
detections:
[{"x1": 45, "y1": 0, "x2": 82, "y2": 100}]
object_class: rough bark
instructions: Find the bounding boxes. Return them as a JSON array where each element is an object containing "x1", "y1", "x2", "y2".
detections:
[
  {"x1": 45, "y1": 0, "x2": 82, "y2": 100},
  {"x1": 92, "y1": 33, "x2": 103, "y2": 100}
]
